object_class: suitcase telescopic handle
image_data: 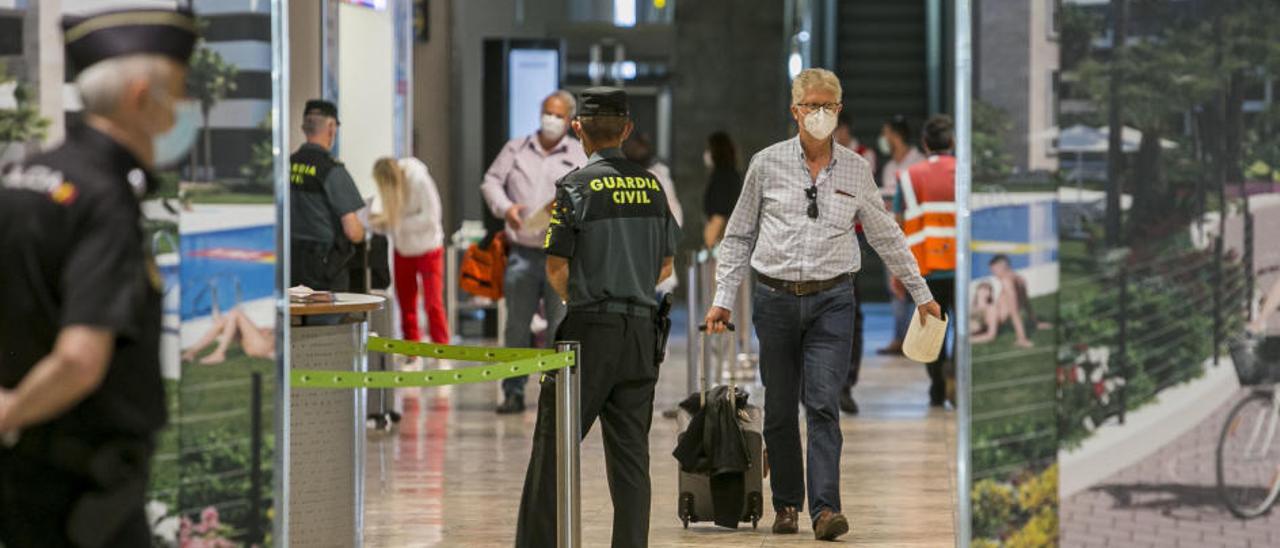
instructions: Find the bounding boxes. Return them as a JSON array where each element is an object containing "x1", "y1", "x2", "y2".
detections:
[
  {"x1": 697, "y1": 323, "x2": 736, "y2": 332},
  {"x1": 696, "y1": 323, "x2": 737, "y2": 407}
]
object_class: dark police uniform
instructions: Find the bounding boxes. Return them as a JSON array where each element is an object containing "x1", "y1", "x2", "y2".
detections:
[
  {"x1": 515, "y1": 88, "x2": 681, "y2": 548},
  {"x1": 290, "y1": 100, "x2": 365, "y2": 291},
  {"x1": 0, "y1": 8, "x2": 195, "y2": 548}
]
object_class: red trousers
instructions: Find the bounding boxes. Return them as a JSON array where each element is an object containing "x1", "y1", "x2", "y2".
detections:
[{"x1": 393, "y1": 248, "x2": 449, "y2": 343}]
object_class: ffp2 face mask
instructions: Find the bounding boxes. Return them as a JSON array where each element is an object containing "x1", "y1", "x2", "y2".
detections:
[{"x1": 803, "y1": 109, "x2": 837, "y2": 141}]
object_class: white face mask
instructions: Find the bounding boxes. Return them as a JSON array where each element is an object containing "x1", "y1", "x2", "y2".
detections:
[
  {"x1": 803, "y1": 109, "x2": 837, "y2": 141},
  {"x1": 540, "y1": 114, "x2": 566, "y2": 140},
  {"x1": 703, "y1": 150, "x2": 714, "y2": 169},
  {"x1": 877, "y1": 135, "x2": 892, "y2": 155}
]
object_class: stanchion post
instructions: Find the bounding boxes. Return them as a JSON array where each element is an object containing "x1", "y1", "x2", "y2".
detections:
[
  {"x1": 554, "y1": 341, "x2": 582, "y2": 548},
  {"x1": 736, "y1": 278, "x2": 753, "y2": 377},
  {"x1": 446, "y1": 245, "x2": 458, "y2": 341},
  {"x1": 686, "y1": 252, "x2": 699, "y2": 395}
]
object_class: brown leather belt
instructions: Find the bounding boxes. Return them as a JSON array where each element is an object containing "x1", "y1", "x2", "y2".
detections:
[{"x1": 755, "y1": 271, "x2": 854, "y2": 297}]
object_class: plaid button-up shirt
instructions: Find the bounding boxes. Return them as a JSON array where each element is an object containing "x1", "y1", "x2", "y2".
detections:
[{"x1": 713, "y1": 136, "x2": 934, "y2": 310}]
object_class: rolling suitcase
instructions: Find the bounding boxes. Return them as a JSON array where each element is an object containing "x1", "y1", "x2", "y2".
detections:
[
  {"x1": 676, "y1": 324, "x2": 765, "y2": 529},
  {"x1": 355, "y1": 237, "x2": 401, "y2": 430}
]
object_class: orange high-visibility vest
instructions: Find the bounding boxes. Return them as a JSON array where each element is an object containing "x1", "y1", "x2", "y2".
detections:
[{"x1": 898, "y1": 155, "x2": 957, "y2": 276}]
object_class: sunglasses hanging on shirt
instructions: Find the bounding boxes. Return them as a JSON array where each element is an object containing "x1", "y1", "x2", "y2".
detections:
[{"x1": 805, "y1": 185, "x2": 819, "y2": 219}]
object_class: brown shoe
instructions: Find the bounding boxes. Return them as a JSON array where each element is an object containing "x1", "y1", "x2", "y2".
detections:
[
  {"x1": 813, "y1": 509, "x2": 849, "y2": 541},
  {"x1": 772, "y1": 507, "x2": 799, "y2": 534}
]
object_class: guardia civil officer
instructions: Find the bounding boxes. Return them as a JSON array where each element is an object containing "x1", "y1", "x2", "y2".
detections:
[
  {"x1": 514, "y1": 88, "x2": 680, "y2": 548},
  {"x1": 0, "y1": 8, "x2": 199, "y2": 547},
  {"x1": 290, "y1": 99, "x2": 366, "y2": 290}
]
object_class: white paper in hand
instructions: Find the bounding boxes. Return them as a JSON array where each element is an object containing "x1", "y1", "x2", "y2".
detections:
[
  {"x1": 903, "y1": 309, "x2": 949, "y2": 363},
  {"x1": 520, "y1": 199, "x2": 554, "y2": 236}
]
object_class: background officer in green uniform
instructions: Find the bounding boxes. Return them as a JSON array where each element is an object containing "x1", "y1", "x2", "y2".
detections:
[
  {"x1": 290, "y1": 99, "x2": 366, "y2": 290},
  {"x1": 0, "y1": 7, "x2": 199, "y2": 547},
  {"x1": 515, "y1": 87, "x2": 680, "y2": 548}
]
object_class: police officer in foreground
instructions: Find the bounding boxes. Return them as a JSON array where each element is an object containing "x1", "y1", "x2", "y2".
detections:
[
  {"x1": 0, "y1": 8, "x2": 199, "y2": 547},
  {"x1": 290, "y1": 99, "x2": 366, "y2": 290},
  {"x1": 515, "y1": 87, "x2": 680, "y2": 548}
]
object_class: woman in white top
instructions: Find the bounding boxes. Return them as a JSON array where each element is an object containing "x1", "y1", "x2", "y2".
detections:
[{"x1": 370, "y1": 157, "x2": 448, "y2": 343}]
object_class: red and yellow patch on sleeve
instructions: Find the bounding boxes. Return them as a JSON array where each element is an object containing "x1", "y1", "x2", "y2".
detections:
[{"x1": 49, "y1": 181, "x2": 78, "y2": 205}]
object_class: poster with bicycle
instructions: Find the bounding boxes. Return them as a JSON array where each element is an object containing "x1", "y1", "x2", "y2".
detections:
[
  {"x1": 1045, "y1": 0, "x2": 1280, "y2": 544},
  {"x1": 1056, "y1": 194, "x2": 1280, "y2": 546}
]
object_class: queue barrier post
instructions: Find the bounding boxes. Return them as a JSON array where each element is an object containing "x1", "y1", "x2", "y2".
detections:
[
  {"x1": 292, "y1": 339, "x2": 581, "y2": 545},
  {"x1": 686, "y1": 252, "x2": 700, "y2": 395},
  {"x1": 554, "y1": 341, "x2": 583, "y2": 548}
]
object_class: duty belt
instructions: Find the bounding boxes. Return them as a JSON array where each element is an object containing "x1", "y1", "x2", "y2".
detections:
[
  {"x1": 571, "y1": 300, "x2": 654, "y2": 319},
  {"x1": 755, "y1": 271, "x2": 854, "y2": 297}
]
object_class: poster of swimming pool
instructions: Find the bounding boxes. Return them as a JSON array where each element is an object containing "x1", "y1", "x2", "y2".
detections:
[
  {"x1": 162, "y1": 201, "x2": 278, "y2": 546},
  {"x1": 969, "y1": 191, "x2": 1060, "y2": 547},
  {"x1": 179, "y1": 205, "x2": 276, "y2": 322}
]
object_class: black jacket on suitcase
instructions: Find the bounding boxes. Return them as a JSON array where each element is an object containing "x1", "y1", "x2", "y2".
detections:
[{"x1": 674, "y1": 386, "x2": 752, "y2": 528}]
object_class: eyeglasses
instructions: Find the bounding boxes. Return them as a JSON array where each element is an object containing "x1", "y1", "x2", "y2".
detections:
[
  {"x1": 796, "y1": 102, "x2": 842, "y2": 114},
  {"x1": 805, "y1": 185, "x2": 819, "y2": 219}
]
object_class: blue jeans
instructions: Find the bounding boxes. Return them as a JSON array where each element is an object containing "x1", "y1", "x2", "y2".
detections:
[
  {"x1": 501, "y1": 245, "x2": 566, "y2": 399},
  {"x1": 891, "y1": 280, "x2": 913, "y2": 342},
  {"x1": 752, "y1": 278, "x2": 855, "y2": 520}
]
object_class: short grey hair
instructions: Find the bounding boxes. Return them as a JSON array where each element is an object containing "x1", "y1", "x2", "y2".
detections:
[
  {"x1": 791, "y1": 68, "x2": 842, "y2": 105},
  {"x1": 75, "y1": 54, "x2": 173, "y2": 115},
  {"x1": 546, "y1": 89, "x2": 577, "y2": 118},
  {"x1": 302, "y1": 113, "x2": 335, "y2": 136}
]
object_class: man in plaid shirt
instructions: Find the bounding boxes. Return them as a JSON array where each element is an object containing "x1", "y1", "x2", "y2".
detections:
[{"x1": 704, "y1": 68, "x2": 941, "y2": 541}]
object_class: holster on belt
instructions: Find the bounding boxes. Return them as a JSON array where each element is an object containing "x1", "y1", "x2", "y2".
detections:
[
  {"x1": 328, "y1": 237, "x2": 356, "y2": 281},
  {"x1": 655, "y1": 293, "x2": 674, "y2": 366},
  {"x1": 13, "y1": 430, "x2": 153, "y2": 548}
]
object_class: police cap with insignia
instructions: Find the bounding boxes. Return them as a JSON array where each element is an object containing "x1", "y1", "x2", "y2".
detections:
[
  {"x1": 304, "y1": 99, "x2": 341, "y2": 124},
  {"x1": 578, "y1": 87, "x2": 629, "y2": 117},
  {"x1": 62, "y1": 8, "x2": 198, "y2": 75}
]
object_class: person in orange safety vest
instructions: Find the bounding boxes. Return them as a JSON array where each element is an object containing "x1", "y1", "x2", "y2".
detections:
[{"x1": 893, "y1": 115, "x2": 956, "y2": 406}]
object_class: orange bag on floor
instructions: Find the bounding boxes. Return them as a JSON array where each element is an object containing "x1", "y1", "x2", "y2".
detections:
[{"x1": 460, "y1": 231, "x2": 507, "y2": 300}]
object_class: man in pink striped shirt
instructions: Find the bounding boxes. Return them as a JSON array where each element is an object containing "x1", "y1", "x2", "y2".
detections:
[{"x1": 481, "y1": 90, "x2": 587, "y2": 414}]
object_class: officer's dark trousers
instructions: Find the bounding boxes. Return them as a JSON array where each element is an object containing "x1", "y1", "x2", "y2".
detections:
[
  {"x1": 925, "y1": 278, "x2": 955, "y2": 403},
  {"x1": 515, "y1": 311, "x2": 656, "y2": 548},
  {"x1": 752, "y1": 278, "x2": 855, "y2": 521},
  {"x1": 0, "y1": 448, "x2": 149, "y2": 547}
]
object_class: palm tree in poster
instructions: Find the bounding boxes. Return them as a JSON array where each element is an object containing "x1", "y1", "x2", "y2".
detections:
[{"x1": 186, "y1": 44, "x2": 238, "y2": 181}]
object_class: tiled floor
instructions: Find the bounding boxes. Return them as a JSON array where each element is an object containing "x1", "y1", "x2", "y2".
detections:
[{"x1": 362, "y1": 332, "x2": 957, "y2": 547}]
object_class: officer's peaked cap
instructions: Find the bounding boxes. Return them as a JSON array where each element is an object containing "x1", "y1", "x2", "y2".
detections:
[
  {"x1": 63, "y1": 7, "x2": 198, "y2": 76},
  {"x1": 304, "y1": 99, "x2": 340, "y2": 123},
  {"x1": 578, "y1": 87, "x2": 629, "y2": 117}
]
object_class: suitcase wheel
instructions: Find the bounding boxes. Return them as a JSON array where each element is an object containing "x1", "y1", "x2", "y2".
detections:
[{"x1": 679, "y1": 492, "x2": 695, "y2": 528}]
